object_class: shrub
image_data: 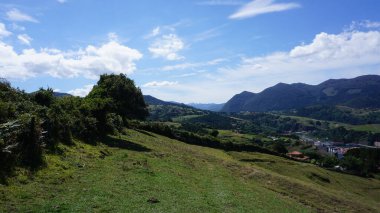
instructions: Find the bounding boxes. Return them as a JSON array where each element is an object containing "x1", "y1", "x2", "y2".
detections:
[
  {"x1": 106, "y1": 113, "x2": 124, "y2": 134},
  {"x1": 18, "y1": 116, "x2": 45, "y2": 169},
  {"x1": 270, "y1": 142, "x2": 288, "y2": 154},
  {"x1": 320, "y1": 156, "x2": 339, "y2": 168},
  {"x1": 33, "y1": 88, "x2": 55, "y2": 107},
  {"x1": 340, "y1": 155, "x2": 363, "y2": 174},
  {"x1": 210, "y1": 129, "x2": 219, "y2": 137}
]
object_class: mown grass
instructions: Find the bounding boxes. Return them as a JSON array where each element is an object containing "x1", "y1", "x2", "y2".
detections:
[{"x1": 1, "y1": 129, "x2": 379, "y2": 212}]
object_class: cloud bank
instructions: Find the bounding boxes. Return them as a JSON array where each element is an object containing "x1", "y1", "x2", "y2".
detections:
[{"x1": 0, "y1": 39, "x2": 143, "y2": 80}]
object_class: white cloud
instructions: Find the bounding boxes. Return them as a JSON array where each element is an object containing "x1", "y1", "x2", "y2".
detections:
[
  {"x1": 57, "y1": 0, "x2": 67, "y2": 3},
  {"x1": 229, "y1": 0, "x2": 300, "y2": 19},
  {"x1": 6, "y1": 9, "x2": 38, "y2": 23},
  {"x1": 0, "y1": 23, "x2": 12, "y2": 38},
  {"x1": 145, "y1": 26, "x2": 160, "y2": 39},
  {"x1": 162, "y1": 58, "x2": 226, "y2": 71},
  {"x1": 347, "y1": 20, "x2": 380, "y2": 31},
  {"x1": 151, "y1": 27, "x2": 161, "y2": 36},
  {"x1": 148, "y1": 34, "x2": 184, "y2": 60},
  {"x1": 143, "y1": 81, "x2": 178, "y2": 87},
  {"x1": 0, "y1": 40, "x2": 143, "y2": 80},
  {"x1": 363, "y1": 21, "x2": 380, "y2": 28},
  {"x1": 17, "y1": 34, "x2": 32, "y2": 46},
  {"x1": 220, "y1": 30, "x2": 380, "y2": 81},
  {"x1": 197, "y1": 0, "x2": 244, "y2": 6},
  {"x1": 68, "y1": 85, "x2": 94, "y2": 97}
]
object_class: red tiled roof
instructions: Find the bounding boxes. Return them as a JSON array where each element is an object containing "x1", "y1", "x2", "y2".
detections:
[{"x1": 288, "y1": 151, "x2": 303, "y2": 155}]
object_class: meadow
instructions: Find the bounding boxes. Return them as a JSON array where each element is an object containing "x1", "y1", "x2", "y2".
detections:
[{"x1": 1, "y1": 129, "x2": 379, "y2": 212}]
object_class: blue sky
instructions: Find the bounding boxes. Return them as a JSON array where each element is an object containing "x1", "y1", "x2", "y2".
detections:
[{"x1": 0, "y1": 0, "x2": 380, "y2": 103}]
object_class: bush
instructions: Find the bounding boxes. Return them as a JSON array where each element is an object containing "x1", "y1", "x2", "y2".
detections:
[
  {"x1": 33, "y1": 88, "x2": 55, "y2": 107},
  {"x1": 78, "y1": 116, "x2": 99, "y2": 143},
  {"x1": 18, "y1": 116, "x2": 45, "y2": 169},
  {"x1": 270, "y1": 142, "x2": 288, "y2": 154},
  {"x1": 106, "y1": 113, "x2": 124, "y2": 134},
  {"x1": 302, "y1": 150, "x2": 322, "y2": 160},
  {"x1": 210, "y1": 129, "x2": 219, "y2": 137},
  {"x1": 340, "y1": 155, "x2": 363, "y2": 174},
  {"x1": 320, "y1": 156, "x2": 339, "y2": 168},
  {"x1": 43, "y1": 104, "x2": 73, "y2": 149}
]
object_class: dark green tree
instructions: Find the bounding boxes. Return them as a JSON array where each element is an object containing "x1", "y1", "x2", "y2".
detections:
[
  {"x1": 210, "y1": 129, "x2": 219, "y2": 137},
  {"x1": 33, "y1": 88, "x2": 55, "y2": 107},
  {"x1": 271, "y1": 141, "x2": 288, "y2": 154},
  {"x1": 86, "y1": 74, "x2": 149, "y2": 121}
]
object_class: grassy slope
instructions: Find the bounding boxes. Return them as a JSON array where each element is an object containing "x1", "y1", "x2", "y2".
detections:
[
  {"x1": 1, "y1": 129, "x2": 379, "y2": 212},
  {"x1": 283, "y1": 115, "x2": 380, "y2": 133}
]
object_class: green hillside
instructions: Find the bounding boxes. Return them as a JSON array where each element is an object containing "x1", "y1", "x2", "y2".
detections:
[{"x1": 1, "y1": 129, "x2": 379, "y2": 212}]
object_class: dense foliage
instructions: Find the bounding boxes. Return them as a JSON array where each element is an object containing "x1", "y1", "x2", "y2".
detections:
[
  {"x1": 314, "y1": 126, "x2": 380, "y2": 145},
  {"x1": 0, "y1": 74, "x2": 148, "y2": 182},
  {"x1": 343, "y1": 148, "x2": 380, "y2": 176}
]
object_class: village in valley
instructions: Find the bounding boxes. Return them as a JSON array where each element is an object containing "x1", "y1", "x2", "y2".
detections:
[{"x1": 285, "y1": 132, "x2": 380, "y2": 166}]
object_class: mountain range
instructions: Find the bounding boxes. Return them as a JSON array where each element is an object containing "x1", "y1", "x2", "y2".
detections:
[
  {"x1": 187, "y1": 103, "x2": 225, "y2": 112},
  {"x1": 143, "y1": 95, "x2": 192, "y2": 108},
  {"x1": 221, "y1": 75, "x2": 380, "y2": 112}
]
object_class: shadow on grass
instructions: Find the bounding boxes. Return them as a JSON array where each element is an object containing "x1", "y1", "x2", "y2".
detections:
[
  {"x1": 240, "y1": 158, "x2": 275, "y2": 163},
  {"x1": 135, "y1": 129, "x2": 156, "y2": 138},
  {"x1": 102, "y1": 135, "x2": 151, "y2": 152}
]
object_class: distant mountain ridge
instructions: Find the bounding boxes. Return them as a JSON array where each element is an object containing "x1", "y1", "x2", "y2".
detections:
[
  {"x1": 53, "y1": 92, "x2": 72, "y2": 97},
  {"x1": 143, "y1": 95, "x2": 191, "y2": 108},
  {"x1": 222, "y1": 75, "x2": 380, "y2": 112},
  {"x1": 188, "y1": 103, "x2": 225, "y2": 112}
]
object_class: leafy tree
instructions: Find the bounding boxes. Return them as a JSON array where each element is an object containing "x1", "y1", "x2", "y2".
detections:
[
  {"x1": 344, "y1": 148, "x2": 380, "y2": 175},
  {"x1": 33, "y1": 88, "x2": 55, "y2": 107},
  {"x1": 320, "y1": 156, "x2": 339, "y2": 168},
  {"x1": 210, "y1": 129, "x2": 219, "y2": 137},
  {"x1": 270, "y1": 141, "x2": 288, "y2": 154},
  {"x1": 340, "y1": 155, "x2": 363, "y2": 173},
  {"x1": 87, "y1": 74, "x2": 148, "y2": 121}
]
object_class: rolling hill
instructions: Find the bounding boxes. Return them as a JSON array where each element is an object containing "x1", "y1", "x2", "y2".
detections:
[
  {"x1": 143, "y1": 95, "x2": 207, "y2": 121},
  {"x1": 1, "y1": 129, "x2": 379, "y2": 212},
  {"x1": 143, "y1": 95, "x2": 185, "y2": 107},
  {"x1": 222, "y1": 75, "x2": 380, "y2": 112}
]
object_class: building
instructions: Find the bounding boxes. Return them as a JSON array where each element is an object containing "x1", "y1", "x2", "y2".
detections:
[
  {"x1": 287, "y1": 151, "x2": 309, "y2": 161},
  {"x1": 374, "y1": 142, "x2": 380, "y2": 148}
]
